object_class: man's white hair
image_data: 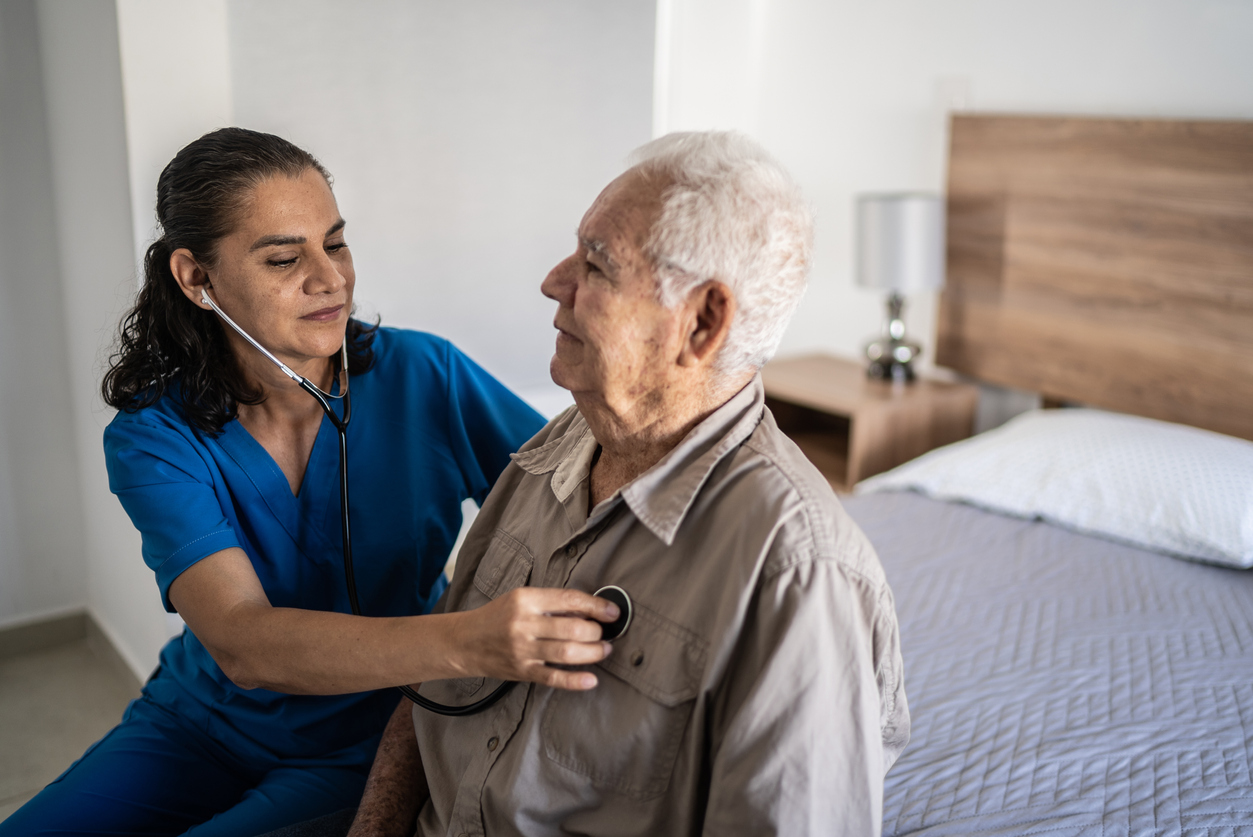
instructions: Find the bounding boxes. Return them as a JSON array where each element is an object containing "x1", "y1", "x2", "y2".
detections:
[{"x1": 628, "y1": 131, "x2": 813, "y2": 377}]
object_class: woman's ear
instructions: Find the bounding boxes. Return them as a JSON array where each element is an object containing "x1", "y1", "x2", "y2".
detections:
[
  {"x1": 678, "y1": 281, "x2": 736, "y2": 368},
  {"x1": 169, "y1": 248, "x2": 213, "y2": 309}
]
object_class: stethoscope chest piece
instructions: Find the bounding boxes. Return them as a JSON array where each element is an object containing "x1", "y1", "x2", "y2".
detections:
[{"x1": 593, "y1": 585, "x2": 633, "y2": 642}]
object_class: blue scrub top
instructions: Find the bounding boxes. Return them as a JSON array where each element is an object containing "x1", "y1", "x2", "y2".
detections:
[{"x1": 103, "y1": 327, "x2": 545, "y2": 760}]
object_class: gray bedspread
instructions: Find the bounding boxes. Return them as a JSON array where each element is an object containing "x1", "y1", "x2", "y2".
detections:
[{"x1": 843, "y1": 491, "x2": 1253, "y2": 837}]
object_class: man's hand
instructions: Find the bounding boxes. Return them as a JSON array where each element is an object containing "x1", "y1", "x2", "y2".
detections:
[
  {"x1": 448, "y1": 588, "x2": 619, "y2": 690},
  {"x1": 348, "y1": 699, "x2": 426, "y2": 837}
]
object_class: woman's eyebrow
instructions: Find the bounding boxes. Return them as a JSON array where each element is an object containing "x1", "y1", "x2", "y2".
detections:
[
  {"x1": 250, "y1": 234, "x2": 304, "y2": 251},
  {"x1": 249, "y1": 219, "x2": 346, "y2": 251}
]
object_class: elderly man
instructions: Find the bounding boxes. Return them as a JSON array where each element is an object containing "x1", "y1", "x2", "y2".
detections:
[{"x1": 351, "y1": 131, "x2": 909, "y2": 836}]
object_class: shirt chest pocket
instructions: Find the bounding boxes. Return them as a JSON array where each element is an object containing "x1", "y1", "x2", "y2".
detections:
[
  {"x1": 465, "y1": 528, "x2": 534, "y2": 605},
  {"x1": 424, "y1": 529, "x2": 534, "y2": 703},
  {"x1": 541, "y1": 602, "x2": 707, "y2": 801}
]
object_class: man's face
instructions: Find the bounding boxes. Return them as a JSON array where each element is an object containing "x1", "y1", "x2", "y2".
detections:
[{"x1": 541, "y1": 171, "x2": 687, "y2": 413}]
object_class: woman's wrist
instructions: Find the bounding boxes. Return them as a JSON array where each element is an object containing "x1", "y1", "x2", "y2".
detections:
[{"x1": 400, "y1": 611, "x2": 478, "y2": 684}]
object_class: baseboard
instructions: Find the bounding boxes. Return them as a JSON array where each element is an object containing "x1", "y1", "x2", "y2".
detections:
[
  {"x1": 86, "y1": 616, "x2": 144, "y2": 694},
  {"x1": 0, "y1": 610, "x2": 88, "y2": 659},
  {"x1": 0, "y1": 608, "x2": 144, "y2": 693}
]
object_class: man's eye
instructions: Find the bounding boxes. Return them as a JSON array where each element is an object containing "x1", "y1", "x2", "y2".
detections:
[
  {"x1": 327, "y1": 242, "x2": 348, "y2": 253},
  {"x1": 269, "y1": 257, "x2": 297, "y2": 268}
]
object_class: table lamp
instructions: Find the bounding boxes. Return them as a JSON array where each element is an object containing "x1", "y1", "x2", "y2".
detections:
[{"x1": 855, "y1": 193, "x2": 945, "y2": 382}]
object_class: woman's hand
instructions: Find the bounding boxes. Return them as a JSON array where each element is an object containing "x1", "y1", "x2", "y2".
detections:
[{"x1": 447, "y1": 588, "x2": 619, "y2": 690}]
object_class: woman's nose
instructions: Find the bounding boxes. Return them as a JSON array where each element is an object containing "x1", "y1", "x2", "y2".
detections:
[{"x1": 305, "y1": 250, "x2": 348, "y2": 294}]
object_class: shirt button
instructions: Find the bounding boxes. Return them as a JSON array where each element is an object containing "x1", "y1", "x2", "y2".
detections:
[
  {"x1": 565, "y1": 544, "x2": 577, "y2": 557},
  {"x1": 487, "y1": 736, "x2": 499, "y2": 751},
  {"x1": 631, "y1": 651, "x2": 645, "y2": 667}
]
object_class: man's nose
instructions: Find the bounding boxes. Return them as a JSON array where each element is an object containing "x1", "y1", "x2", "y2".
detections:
[{"x1": 541, "y1": 254, "x2": 578, "y2": 304}]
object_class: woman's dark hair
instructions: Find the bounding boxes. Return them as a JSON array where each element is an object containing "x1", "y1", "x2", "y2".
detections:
[{"x1": 102, "y1": 127, "x2": 376, "y2": 435}]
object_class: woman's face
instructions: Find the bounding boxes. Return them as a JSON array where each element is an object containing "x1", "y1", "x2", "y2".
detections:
[{"x1": 194, "y1": 168, "x2": 355, "y2": 372}]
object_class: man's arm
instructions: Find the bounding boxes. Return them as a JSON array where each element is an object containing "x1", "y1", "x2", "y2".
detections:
[
  {"x1": 348, "y1": 699, "x2": 428, "y2": 837},
  {"x1": 702, "y1": 558, "x2": 903, "y2": 836}
]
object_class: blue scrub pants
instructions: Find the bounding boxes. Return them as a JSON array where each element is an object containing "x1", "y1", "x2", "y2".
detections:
[{"x1": 0, "y1": 694, "x2": 371, "y2": 837}]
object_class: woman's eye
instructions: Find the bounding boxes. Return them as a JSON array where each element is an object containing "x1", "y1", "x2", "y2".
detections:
[
  {"x1": 327, "y1": 242, "x2": 348, "y2": 253},
  {"x1": 268, "y1": 257, "x2": 297, "y2": 268}
]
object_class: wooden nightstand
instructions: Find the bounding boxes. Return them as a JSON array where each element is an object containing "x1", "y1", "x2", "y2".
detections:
[{"x1": 762, "y1": 354, "x2": 978, "y2": 493}]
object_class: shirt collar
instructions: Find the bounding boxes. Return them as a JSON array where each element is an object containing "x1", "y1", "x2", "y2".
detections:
[{"x1": 511, "y1": 376, "x2": 766, "y2": 546}]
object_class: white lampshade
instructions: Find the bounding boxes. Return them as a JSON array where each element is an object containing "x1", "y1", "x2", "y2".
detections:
[{"x1": 855, "y1": 193, "x2": 946, "y2": 293}]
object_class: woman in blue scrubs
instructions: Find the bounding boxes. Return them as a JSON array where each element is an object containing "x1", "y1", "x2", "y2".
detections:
[{"x1": 0, "y1": 128, "x2": 615, "y2": 836}]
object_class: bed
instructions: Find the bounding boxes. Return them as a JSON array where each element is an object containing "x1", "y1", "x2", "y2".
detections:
[{"x1": 838, "y1": 115, "x2": 1253, "y2": 836}]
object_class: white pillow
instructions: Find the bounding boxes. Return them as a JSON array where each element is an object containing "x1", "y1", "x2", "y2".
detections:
[{"x1": 856, "y1": 409, "x2": 1253, "y2": 568}]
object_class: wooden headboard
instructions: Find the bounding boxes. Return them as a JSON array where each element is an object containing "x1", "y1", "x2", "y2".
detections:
[{"x1": 936, "y1": 115, "x2": 1253, "y2": 441}]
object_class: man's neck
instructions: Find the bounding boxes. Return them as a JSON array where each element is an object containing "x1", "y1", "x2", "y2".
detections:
[{"x1": 579, "y1": 371, "x2": 751, "y2": 509}]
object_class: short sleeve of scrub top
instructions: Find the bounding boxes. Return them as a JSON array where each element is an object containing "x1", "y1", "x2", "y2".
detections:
[{"x1": 102, "y1": 328, "x2": 546, "y2": 759}]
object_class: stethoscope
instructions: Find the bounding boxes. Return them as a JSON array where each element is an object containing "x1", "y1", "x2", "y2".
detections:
[{"x1": 200, "y1": 288, "x2": 633, "y2": 715}]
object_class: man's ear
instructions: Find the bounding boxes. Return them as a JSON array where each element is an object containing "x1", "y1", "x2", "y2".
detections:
[
  {"x1": 169, "y1": 248, "x2": 213, "y2": 309},
  {"x1": 678, "y1": 281, "x2": 735, "y2": 368}
]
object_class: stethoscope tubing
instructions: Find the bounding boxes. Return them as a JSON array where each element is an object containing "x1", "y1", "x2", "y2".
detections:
[
  {"x1": 203, "y1": 288, "x2": 512, "y2": 715},
  {"x1": 300, "y1": 351, "x2": 515, "y2": 715}
]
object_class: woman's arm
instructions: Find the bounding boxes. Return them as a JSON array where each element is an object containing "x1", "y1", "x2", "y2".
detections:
[{"x1": 169, "y1": 547, "x2": 615, "y2": 694}]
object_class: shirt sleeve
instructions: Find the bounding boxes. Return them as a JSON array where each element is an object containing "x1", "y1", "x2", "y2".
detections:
[
  {"x1": 702, "y1": 556, "x2": 898, "y2": 837},
  {"x1": 442, "y1": 342, "x2": 547, "y2": 505},
  {"x1": 103, "y1": 415, "x2": 241, "y2": 612}
]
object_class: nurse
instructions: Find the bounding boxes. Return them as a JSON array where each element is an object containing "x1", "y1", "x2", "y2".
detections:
[{"x1": 0, "y1": 128, "x2": 616, "y2": 836}]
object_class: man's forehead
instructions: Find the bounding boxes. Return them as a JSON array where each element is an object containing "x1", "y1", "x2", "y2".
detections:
[{"x1": 577, "y1": 171, "x2": 663, "y2": 260}]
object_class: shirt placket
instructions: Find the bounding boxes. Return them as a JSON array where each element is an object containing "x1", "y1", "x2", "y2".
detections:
[
  {"x1": 546, "y1": 499, "x2": 623, "y2": 588},
  {"x1": 544, "y1": 538, "x2": 584, "y2": 587},
  {"x1": 446, "y1": 682, "x2": 530, "y2": 837},
  {"x1": 445, "y1": 505, "x2": 610, "y2": 836}
]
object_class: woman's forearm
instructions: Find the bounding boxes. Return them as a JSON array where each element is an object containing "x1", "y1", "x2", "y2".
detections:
[
  {"x1": 170, "y1": 547, "x2": 618, "y2": 695},
  {"x1": 212, "y1": 604, "x2": 468, "y2": 694},
  {"x1": 171, "y1": 548, "x2": 468, "y2": 693}
]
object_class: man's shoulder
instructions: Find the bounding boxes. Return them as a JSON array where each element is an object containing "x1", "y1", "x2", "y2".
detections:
[
  {"x1": 726, "y1": 408, "x2": 887, "y2": 588},
  {"x1": 506, "y1": 405, "x2": 585, "y2": 464}
]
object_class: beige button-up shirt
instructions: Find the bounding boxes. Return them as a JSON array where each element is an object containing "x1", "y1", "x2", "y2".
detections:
[{"x1": 413, "y1": 377, "x2": 909, "y2": 836}]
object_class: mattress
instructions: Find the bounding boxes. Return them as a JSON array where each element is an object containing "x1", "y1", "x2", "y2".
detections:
[{"x1": 842, "y1": 491, "x2": 1253, "y2": 837}]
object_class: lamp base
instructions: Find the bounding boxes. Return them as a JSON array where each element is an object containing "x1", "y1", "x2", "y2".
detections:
[
  {"x1": 864, "y1": 292, "x2": 922, "y2": 383},
  {"x1": 864, "y1": 339, "x2": 922, "y2": 383}
]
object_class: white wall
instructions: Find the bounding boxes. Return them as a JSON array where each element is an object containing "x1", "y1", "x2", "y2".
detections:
[
  {"x1": 116, "y1": 0, "x2": 233, "y2": 269},
  {"x1": 0, "y1": 0, "x2": 88, "y2": 629},
  {"x1": 226, "y1": 0, "x2": 656, "y2": 410},
  {"x1": 34, "y1": 0, "x2": 172, "y2": 677},
  {"x1": 657, "y1": 0, "x2": 1253, "y2": 370}
]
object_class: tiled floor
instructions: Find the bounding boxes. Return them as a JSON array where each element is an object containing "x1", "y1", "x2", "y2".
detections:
[{"x1": 0, "y1": 639, "x2": 140, "y2": 822}]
